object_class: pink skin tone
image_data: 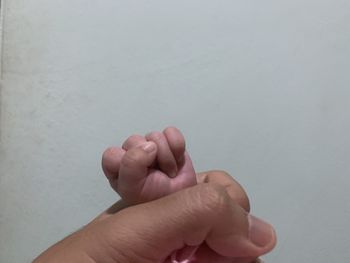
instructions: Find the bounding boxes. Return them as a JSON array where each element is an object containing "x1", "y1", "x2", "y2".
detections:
[
  {"x1": 102, "y1": 127, "x2": 199, "y2": 262},
  {"x1": 102, "y1": 127, "x2": 197, "y2": 205},
  {"x1": 32, "y1": 127, "x2": 275, "y2": 263},
  {"x1": 101, "y1": 127, "x2": 263, "y2": 263}
]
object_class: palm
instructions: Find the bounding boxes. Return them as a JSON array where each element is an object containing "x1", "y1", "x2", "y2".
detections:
[{"x1": 139, "y1": 152, "x2": 197, "y2": 202}]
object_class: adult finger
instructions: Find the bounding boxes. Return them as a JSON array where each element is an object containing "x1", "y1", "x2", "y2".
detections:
[
  {"x1": 94, "y1": 170, "x2": 249, "y2": 222},
  {"x1": 169, "y1": 243, "x2": 261, "y2": 263},
  {"x1": 97, "y1": 183, "x2": 276, "y2": 262},
  {"x1": 197, "y1": 170, "x2": 250, "y2": 212},
  {"x1": 34, "y1": 183, "x2": 274, "y2": 263}
]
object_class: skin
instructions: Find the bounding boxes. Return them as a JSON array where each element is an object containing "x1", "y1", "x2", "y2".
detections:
[
  {"x1": 100, "y1": 127, "x2": 265, "y2": 262},
  {"x1": 101, "y1": 127, "x2": 198, "y2": 204},
  {"x1": 33, "y1": 127, "x2": 276, "y2": 263}
]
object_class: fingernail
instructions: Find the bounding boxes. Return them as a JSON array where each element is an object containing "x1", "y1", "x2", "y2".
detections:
[
  {"x1": 248, "y1": 214, "x2": 275, "y2": 248},
  {"x1": 177, "y1": 155, "x2": 185, "y2": 165},
  {"x1": 168, "y1": 172, "x2": 176, "y2": 178},
  {"x1": 142, "y1": 142, "x2": 156, "y2": 153},
  {"x1": 173, "y1": 245, "x2": 199, "y2": 262}
]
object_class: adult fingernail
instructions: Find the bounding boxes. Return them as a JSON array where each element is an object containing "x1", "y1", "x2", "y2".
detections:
[
  {"x1": 142, "y1": 142, "x2": 156, "y2": 153},
  {"x1": 248, "y1": 214, "x2": 275, "y2": 248}
]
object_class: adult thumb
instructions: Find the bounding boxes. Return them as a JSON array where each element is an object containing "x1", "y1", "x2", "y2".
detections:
[{"x1": 101, "y1": 183, "x2": 276, "y2": 262}]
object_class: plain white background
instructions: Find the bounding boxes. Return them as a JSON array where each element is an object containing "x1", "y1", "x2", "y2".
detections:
[{"x1": 0, "y1": 0, "x2": 349, "y2": 262}]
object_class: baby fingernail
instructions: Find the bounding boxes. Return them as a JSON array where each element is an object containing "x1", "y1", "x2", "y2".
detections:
[
  {"x1": 173, "y1": 245, "x2": 199, "y2": 262},
  {"x1": 142, "y1": 142, "x2": 156, "y2": 153},
  {"x1": 169, "y1": 170, "x2": 177, "y2": 178},
  {"x1": 248, "y1": 214, "x2": 276, "y2": 248}
]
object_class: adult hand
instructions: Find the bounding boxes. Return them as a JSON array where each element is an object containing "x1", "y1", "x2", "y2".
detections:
[{"x1": 34, "y1": 171, "x2": 276, "y2": 263}]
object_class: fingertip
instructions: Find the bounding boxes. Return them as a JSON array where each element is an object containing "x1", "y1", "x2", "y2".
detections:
[
  {"x1": 101, "y1": 147, "x2": 125, "y2": 181},
  {"x1": 248, "y1": 215, "x2": 277, "y2": 251},
  {"x1": 122, "y1": 134, "x2": 147, "y2": 150}
]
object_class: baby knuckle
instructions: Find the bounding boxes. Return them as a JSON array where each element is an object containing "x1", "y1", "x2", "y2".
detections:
[
  {"x1": 209, "y1": 170, "x2": 231, "y2": 178},
  {"x1": 149, "y1": 131, "x2": 163, "y2": 141},
  {"x1": 122, "y1": 150, "x2": 142, "y2": 167},
  {"x1": 127, "y1": 134, "x2": 143, "y2": 142}
]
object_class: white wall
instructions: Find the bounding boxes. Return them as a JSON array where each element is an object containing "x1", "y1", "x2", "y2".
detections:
[{"x1": 1, "y1": 0, "x2": 350, "y2": 262}]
